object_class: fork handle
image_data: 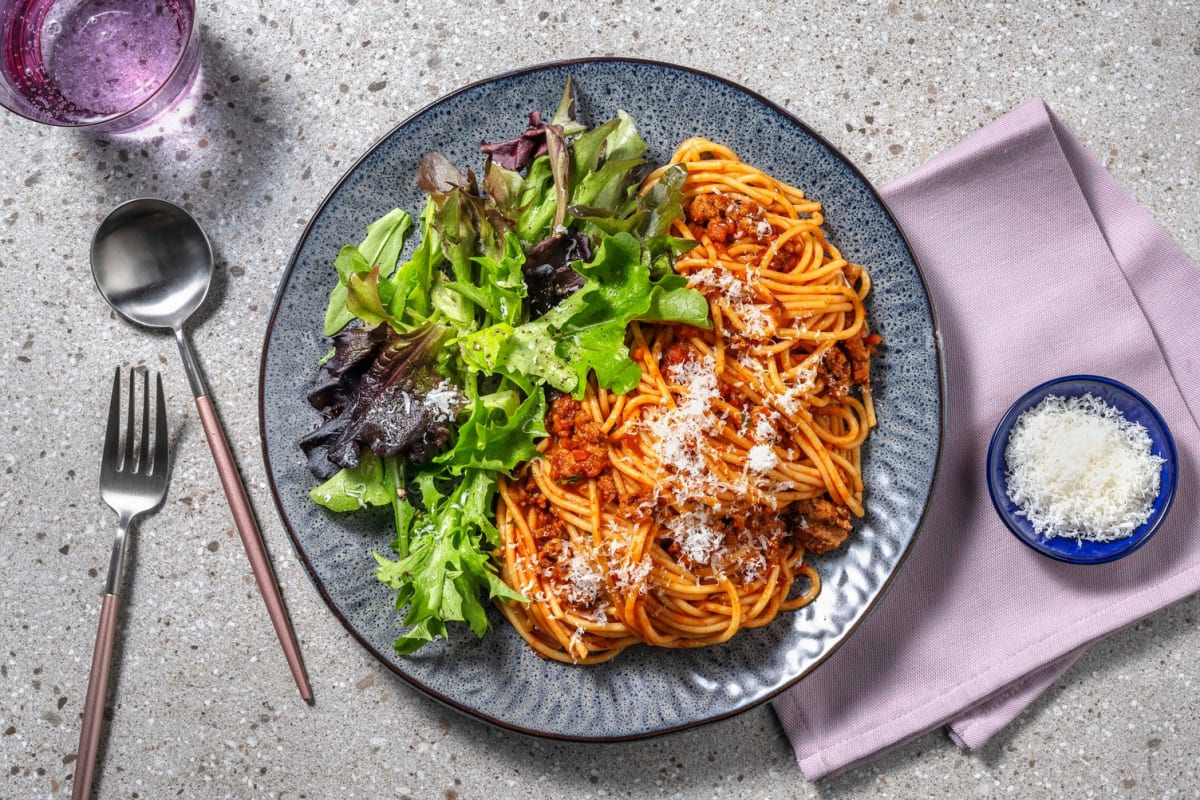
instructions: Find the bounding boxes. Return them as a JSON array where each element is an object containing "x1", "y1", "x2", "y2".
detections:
[
  {"x1": 194, "y1": 395, "x2": 313, "y2": 702},
  {"x1": 74, "y1": 514, "x2": 131, "y2": 800},
  {"x1": 73, "y1": 592, "x2": 119, "y2": 800}
]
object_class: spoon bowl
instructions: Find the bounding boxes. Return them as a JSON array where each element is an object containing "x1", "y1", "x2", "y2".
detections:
[{"x1": 91, "y1": 199, "x2": 213, "y2": 331}]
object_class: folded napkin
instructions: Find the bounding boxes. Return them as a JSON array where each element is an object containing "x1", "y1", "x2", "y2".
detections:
[{"x1": 772, "y1": 98, "x2": 1200, "y2": 780}]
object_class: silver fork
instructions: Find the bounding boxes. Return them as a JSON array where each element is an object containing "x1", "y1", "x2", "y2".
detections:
[{"x1": 73, "y1": 368, "x2": 170, "y2": 800}]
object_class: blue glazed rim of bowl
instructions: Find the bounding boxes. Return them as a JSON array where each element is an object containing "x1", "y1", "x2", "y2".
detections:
[{"x1": 986, "y1": 375, "x2": 1178, "y2": 565}]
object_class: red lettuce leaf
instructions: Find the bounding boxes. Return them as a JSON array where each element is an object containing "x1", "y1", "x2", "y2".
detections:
[
  {"x1": 301, "y1": 323, "x2": 461, "y2": 479},
  {"x1": 417, "y1": 151, "x2": 470, "y2": 198},
  {"x1": 480, "y1": 111, "x2": 551, "y2": 171},
  {"x1": 521, "y1": 232, "x2": 590, "y2": 319}
]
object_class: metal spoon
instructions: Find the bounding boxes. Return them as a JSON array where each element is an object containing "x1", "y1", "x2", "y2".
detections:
[{"x1": 91, "y1": 198, "x2": 312, "y2": 702}]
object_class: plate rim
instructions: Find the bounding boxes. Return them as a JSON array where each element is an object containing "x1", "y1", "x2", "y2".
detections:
[{"x1": 257, "y1": 55, "x2": 947, "y2": 741}]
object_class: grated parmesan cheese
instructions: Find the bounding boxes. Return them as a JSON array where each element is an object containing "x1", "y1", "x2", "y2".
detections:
[
  {"x1": 648, "y1": 356, "x2": 722, "y2": 484},
  {"x1": 645, "y1": 356, "x2": 747, "y2": 569},
  {"x1": 563, "y1": 548, "x2": 603, "y2": 607},
  {"x1": 1004, "y1": 393, "x2": 1164, "y2": 542},
  {"x1": 604, "y1": 530, "x2": 653, "y2": 593},
  {"x1": 661, "y1": 507, "x2": 726, "y2": 566},
  {"x1": 611, "y1": 556, "x2": 652, "y2": 593},
  {"x1": 746, "y1": 444, "x2": 778, "y2": 472},
  {"x1": 425, "y1": 379, "x2": 464, "y2": 422},
  {"x1": 737, "y1": 303, "x2": 776, "y2": 338},
  {"x1": 754, "y1": 411, "x2": 780, "y2": 443}
]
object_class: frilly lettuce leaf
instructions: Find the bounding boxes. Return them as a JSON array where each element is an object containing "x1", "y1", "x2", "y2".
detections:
[
  {"x1": 442, "y1": 229, "x2": 526, "y2": 328},
  {"x1": 436, "y1": 388, "x2": 547, "y2": 476},
  {"x1": 569, "y1": 163, "x2": 691, "y2": 240},
  {"x1": 374, "y1": 469, "x2": 524, "y2": 655}
]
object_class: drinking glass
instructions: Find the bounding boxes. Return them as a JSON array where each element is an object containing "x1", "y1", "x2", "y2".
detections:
[{"x1": 0, "y1": 0, "x2": 199, "y2": 132}]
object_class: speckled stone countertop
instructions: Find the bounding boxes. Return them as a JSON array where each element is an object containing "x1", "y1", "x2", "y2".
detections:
[{"x1": 2, "y1": 2, "x2": 1198, "y2": 798}]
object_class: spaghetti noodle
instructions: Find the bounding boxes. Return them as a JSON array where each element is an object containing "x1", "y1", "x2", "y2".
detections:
[{"x1": 495, "y1": 138, "x2": 881, "y2": 663}]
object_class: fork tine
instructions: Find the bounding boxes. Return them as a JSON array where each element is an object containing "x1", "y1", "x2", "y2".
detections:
[
  {"x1": 153, "y1": 372, "x2": 168, "y2": 480},
  {"x1": 103, "y1": 368, "x2": 122, "y2": 473},
  {"x1": 123, "y1": 368, "x2": 135, "y2": 470},
  {"x1": 138, "y1": 369, "x2": 150, "y2": 474}
]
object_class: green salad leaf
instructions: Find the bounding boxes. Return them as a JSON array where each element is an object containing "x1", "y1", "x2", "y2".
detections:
[
  {"x1": 323, "y1": 209, "x2": 413, "y2": 335},
  {"x1": 309, "y1": 449, "x2": 392, "y2": 512}
]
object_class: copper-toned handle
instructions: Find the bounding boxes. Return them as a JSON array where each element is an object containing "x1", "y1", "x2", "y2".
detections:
[
  {"x1": 73, "y1": 593, "x2": 119, "y2": 800},
  {"x1": 195, "y1": 395, "x2": 312, "y2": 701}
]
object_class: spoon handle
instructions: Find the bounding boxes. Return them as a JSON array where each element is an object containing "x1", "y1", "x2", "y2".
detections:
[{"x1": 195, "y1": 395, "x2": 313, "y2": 702}]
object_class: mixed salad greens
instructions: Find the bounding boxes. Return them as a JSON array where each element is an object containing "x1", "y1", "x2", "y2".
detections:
[{"x1": 300, "y1": 80, "x2": 710, "y2": 654}]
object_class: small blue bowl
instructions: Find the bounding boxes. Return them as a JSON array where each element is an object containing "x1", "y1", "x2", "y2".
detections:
[{"x1": 986, "y1": 375, "x2": 1177, "y2": 565}]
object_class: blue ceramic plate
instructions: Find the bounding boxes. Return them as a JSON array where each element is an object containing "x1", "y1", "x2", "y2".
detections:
[
  {"x1": 259, "y1": 58, "x2": 943, "y2": 740},
  {"x1": 986, "y1": 375, "x2": 1177, "y2": 565}
]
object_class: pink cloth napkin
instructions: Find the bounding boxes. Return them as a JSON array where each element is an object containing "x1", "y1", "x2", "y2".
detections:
[{"x1": 772, "y1": 98, "x2": 1200, "y2": 780}]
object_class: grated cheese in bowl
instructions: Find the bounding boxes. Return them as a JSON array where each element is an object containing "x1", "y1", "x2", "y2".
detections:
[{"x1": 1003, "y1": 393, "x2": 1165, "y2": 542}]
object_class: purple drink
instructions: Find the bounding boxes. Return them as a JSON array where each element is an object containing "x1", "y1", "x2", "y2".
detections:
[{"x1": 0, "y1": 0, "x2": 198, "y2": 130}]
